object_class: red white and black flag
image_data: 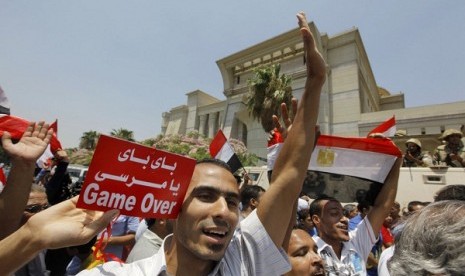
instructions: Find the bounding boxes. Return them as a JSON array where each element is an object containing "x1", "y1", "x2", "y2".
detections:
[
  {"x1": 209, "y1": 130, "x2": 243, "y2": 173},
  {"x1": 309, "y1": 134, "x2": 401, "y2": 183},
  {"x1": 367, "y1": 116, "x2": 396, "y2": 138}
]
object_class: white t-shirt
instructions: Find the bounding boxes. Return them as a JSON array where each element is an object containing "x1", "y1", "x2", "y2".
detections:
[{"x1": 314, "y1": 216, "x2": 377, "y2": 276}]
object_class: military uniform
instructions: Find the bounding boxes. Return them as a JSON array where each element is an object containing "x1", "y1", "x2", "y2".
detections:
[{"x1": 433, "y1": 129, "x2": 465, "y2": 167}]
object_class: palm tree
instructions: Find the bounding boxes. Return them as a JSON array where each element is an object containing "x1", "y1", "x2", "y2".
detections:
[
  {"x1": 79, "y1": 130, "x2": 99, "y2": 150},
  {"x1": 110, "y1": 128, "x2": 135, "y2": 142},
  {"x1": 246, "y1": 64, "x2": 293, "y2": 132}
]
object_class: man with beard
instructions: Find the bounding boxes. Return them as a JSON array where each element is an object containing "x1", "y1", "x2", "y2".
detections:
[
  {"x1": 78, "y1": 11, "x2": 326, "y2": 276},
  {"x1": 309, "y1": 158, "x2": 401, "y2": 276}
]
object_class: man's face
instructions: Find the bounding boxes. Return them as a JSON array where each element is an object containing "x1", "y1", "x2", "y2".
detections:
[
  {"x1": 390, "y1": 202, "x2": 400, "y2": 218},
  {"x1": 22, "y1": 191, "x2": 48, "y2": 225},
  {"x1": 285, "y1": 229, "x2": 325, "y2": 276},
  {"x1": 447, "y1": 134, "x2": 462, "y2": 145},
  {"x1": 314, "y1": 200, "x2": 349, "y2": 242},
  {"x1": 250, "y1": 190, "x2": 265, "y2": 210},
  {"x1": 175, "y1": 163, "x2": 240, "y2": 261}
]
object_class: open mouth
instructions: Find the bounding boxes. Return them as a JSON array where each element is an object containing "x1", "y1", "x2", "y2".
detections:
[{"x1": 203, "y1": 229, "x2": 228, "y2": 240}]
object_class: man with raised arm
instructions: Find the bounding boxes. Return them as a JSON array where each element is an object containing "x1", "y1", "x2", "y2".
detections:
[
  {"x1": 79, "y1": 12, "x2": 326, "y2": 275},
  {"x1": 309, "y1": 158, "x2": 401, "y2": 275},
  {"x1": 0, "y1": 121, "x2": 53, "y2": 240}
]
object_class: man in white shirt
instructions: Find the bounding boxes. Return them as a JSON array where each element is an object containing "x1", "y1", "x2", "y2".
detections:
[
  {"x1": 78, "y1": 11, "x2": 326, "y2": 276},
  {"x1": 309, "y1": 157, "x2": 401, "y2": 276}
]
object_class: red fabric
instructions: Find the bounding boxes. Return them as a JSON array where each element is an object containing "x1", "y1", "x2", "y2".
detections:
[
  {"x1": 381, "y1": 225, "x2": 394, "y2": 246},
  {"x1": 367, "y1": 116, "x2": 396, "y2": 137},
  {"x1": 0, "y1": 168, "x2": 6, "y2": 186},
  {"x1": 267, "y1": 128, "x2": 284, "y2": 147},
  {"x1": 209, "y1": 130, "x2": 228, "y2": 157},
  {"x1": 316, "y1": 135, "x2": 402, "y2": 157},
  {"x1": 0, "y1": 115, "x2": 62, "y2": 153}
]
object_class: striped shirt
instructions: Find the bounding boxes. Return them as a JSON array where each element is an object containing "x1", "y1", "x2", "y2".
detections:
[{"x1": 78, "y1": 210, "x2": 290, "y2": 276}]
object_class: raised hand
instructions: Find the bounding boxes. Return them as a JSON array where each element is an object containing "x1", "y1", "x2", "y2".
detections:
[
  {"x1": 1, "y1": 121, "x2": 53, "y2": 165},
  {"x1": 24, "y1": 196, "x2": 119, "y2": 249},
  {"x1": 297, "y1": 12, "x2": 326, "y2": 82},
  {"x1": 271, "y1": 98, "x2": 298, "y2": 140}
]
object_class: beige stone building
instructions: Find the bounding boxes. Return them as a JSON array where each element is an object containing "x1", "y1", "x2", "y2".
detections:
[{"x1": 161, "y1": 22, "x2": 465, "y2": 163}]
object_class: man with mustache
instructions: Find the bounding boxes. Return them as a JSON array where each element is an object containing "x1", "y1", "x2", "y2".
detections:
[
  {"x1": 79, "y1": 11, "x2": 326, "y2": 275},
  {"x1": 309, "y1": 158, "x2": 401, "y2": 276}
]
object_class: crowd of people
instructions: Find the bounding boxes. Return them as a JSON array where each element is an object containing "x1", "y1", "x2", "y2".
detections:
[{"x1": 1, "y1": 12, "x2": 465, "y2": 276}]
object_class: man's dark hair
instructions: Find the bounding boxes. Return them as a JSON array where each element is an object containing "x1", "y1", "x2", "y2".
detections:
[
  {"x1": 197, "y1": 158, "x2": 232, "y2": 173},
  {"x1": 240, "y1": 185, "x2": 265, "y2": 209},
  {"x1": 309, "y1": 195, "x2": 338, "y2": 217},
  {"x1": 356, "y1": 200, "x2": 372, "y2": 213},
  {"x1": 434, "y1": 184, "x2": 465, "y2": 202},
  {"x1": 145, "y1": 218, "x2": 156, "y2": 228},
  {"x1": 407, "y1": 200, "x2": 427, "y2": 212}
]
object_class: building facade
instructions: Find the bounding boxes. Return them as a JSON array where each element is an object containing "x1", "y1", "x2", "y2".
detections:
[{"x1": 161, "y1": 22, "x2": 465, "y2": 163}]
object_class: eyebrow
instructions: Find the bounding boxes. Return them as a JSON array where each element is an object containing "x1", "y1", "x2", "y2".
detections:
[{"x1": 191, "y1": 186, "x2": 240, "y2": 200}]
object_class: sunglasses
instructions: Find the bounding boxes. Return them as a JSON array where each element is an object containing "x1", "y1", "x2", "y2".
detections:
[{"x1": 24, "y1": 204, "x2": 50, "y2": 213}]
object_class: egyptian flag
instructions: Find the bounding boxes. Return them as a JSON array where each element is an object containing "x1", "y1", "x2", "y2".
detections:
[
  {"x1": 367, "y1": 116, "x2": 396, "y2": 138},
  {"x1": 0, "y1": 115, "x2": 62, "y2": 168},
  {"x1": 267, "y1": 129, "x2": 284, "y2": 171},
  {"x1": 209, "y1": 130, "x2": 243, "y2": 173},
  {"x1": 308, "y1": 135, "x2": 401, "y2": 183}
]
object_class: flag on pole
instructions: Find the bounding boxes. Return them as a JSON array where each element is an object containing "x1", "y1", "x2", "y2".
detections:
[
  {"x1": 267, "y1": 129, "x2": 284, "y2": 171},
  {"x1": 308, "y1": 135, "x2": 401, "y2": 183},
  {"x1": 209, "y1": 130, "x2": 243, "y2": 173},
  {"x1": 367, "y1": 116, "x2": 396, "y2": 138}
]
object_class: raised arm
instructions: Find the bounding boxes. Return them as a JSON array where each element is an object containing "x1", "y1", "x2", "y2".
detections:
[
  {"x1": 0, "y1": 196, "x2": 118, "y2": 276},
  {"x1": 0, "y1": 121, "x2": 53, "y2": 240},
  {"x1": 257, "y1": 12, "x2": 326, "y2": 247},
  {"x1": 367, "y1": 157, "x2": 401, "y2": 237}
]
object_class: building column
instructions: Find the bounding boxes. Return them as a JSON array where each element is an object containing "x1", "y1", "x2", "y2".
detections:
[
  {"x1": 208, "y1": 112, "x2": 218, "y2": 138},
  {"x1": 199, "y1": 114, "x2": 207, "y2": 136}
]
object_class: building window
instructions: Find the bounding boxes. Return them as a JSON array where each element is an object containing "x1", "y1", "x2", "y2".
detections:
[
  {"x1": 421, "y1": 127, "x2": 426, "y2": 135},
  {"x1": 236, "y1": 76, "x2": 240, "y2": 84}
]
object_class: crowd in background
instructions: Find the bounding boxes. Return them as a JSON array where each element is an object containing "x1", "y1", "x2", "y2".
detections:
[{"x1": 1, "y1": 11, "x2": 465, "y2": 276}]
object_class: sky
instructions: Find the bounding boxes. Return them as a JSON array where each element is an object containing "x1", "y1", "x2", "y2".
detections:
[{"x1": 1, "y1": 1, "x2": 464, "y2": 148}]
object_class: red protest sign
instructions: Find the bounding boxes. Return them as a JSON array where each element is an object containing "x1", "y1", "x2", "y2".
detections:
[{"x1": 76, "y1": 135, "x2": 196, "y2": 218}]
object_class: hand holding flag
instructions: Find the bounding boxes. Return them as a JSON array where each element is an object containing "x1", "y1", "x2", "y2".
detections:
[{"x1": 1, "y1": 121, "x2": 53, "y2": 166}]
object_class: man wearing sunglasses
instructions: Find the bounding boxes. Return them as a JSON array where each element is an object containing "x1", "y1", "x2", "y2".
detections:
[{"x1": 15, "y1": 184, "x2": 50, "y2": 276}]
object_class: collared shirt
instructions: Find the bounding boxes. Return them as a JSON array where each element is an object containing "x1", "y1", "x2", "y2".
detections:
[
  {"x1": 314, "y1": 216, "x2": 376, "y2": 276},
  {"x1": 126, "y1": 229, "x2": 163, "y2": 263},
  {"x1": 78, "y1": 210, "x2": 290, "y2": 276}
]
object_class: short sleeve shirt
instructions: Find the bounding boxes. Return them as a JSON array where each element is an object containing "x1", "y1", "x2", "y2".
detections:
[{"x1": 314, "y1": 216, "x2": 377, "y2": 276}]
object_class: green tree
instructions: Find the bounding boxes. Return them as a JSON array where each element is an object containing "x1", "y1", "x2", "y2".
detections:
[
  {"x1": 110, "y1": 128, "x2": 135, "y2": 142},
  {"x1": 246, "y1": 64, "x2": 293, "y2": 132},
  {"x1": 79, "y1": 130, "x2": 99, "y2": 150}
]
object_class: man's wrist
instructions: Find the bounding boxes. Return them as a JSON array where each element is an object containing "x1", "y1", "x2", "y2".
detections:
[{"x1": 10, "y1": 159, "x2": 36, "y2": 171}]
